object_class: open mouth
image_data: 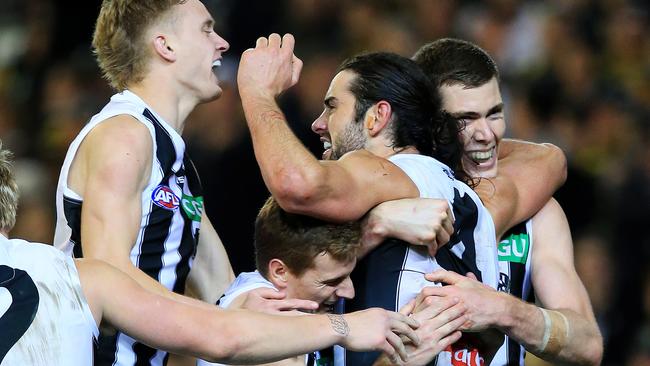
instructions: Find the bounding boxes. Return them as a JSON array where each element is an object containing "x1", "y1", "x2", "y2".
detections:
[
  {"x1": 211, "y1": 59, "x2": 222, "y2": 77},
  {"x1": 467, "y1": 146, "x2": 495, "y2": 164},
  {"x1": 321, "y1": 139, "x2": 332, "y2": 160}
]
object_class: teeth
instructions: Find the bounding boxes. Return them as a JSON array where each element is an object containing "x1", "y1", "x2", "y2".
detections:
[
  {"x1": 468, "y1": 149, "x2": 493, "y2": 163},
  {"x1": 323, "y1": 141, "x2": 332, "y2": 150},
  {"x1": 212, "y1": 60, "x2": 221, "y2": 68}
]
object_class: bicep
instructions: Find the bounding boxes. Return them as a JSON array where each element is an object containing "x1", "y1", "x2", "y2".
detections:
[
  {"x1": 530, "y1": 199, "x2": 595, "y2": 319},
  {"x1": 284, "y1": 152, "x2": 419, "y2": 222},
  {"x1": 78, "y1": 119, "x2": 152, "y2": 265}
]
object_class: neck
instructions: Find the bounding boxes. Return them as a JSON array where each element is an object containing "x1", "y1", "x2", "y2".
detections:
[
  {"x1": 366, "y1": 137, "x2": 419, "y2": 158},
  {"x1": 128, "y1": 77, "x2": 199, "y2": 134}
]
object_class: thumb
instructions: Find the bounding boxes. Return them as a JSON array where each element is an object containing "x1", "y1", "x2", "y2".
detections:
[{"x1": 466, "y1": 272, "x2": 478, "y2": 281}]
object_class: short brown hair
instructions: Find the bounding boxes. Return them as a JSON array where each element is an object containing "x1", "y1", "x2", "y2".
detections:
[
  {"x1": 0, "y1": 141, "x2": 19, "y2": 233},
  {"x1": 255, "y1": 197, "x2": 361, "y2": 278},
  {"x1": 92, "y1": 0, "x2": 187, "y2": 90}
]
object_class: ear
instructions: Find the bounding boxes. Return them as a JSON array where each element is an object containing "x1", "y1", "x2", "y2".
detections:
[
  {"x1": 267, "y1": 259, "x2": 289, "y2": 290},
  {"x1": 153, "y1": 35, "x2": 176, "y2": 62},
  {"x1": 364, "y1": 100, "x2": 392, "y2": 137}
]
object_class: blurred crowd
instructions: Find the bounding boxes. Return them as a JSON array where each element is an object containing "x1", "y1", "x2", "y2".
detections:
[{"x1": 0, "y1": 0, "x2": 647, "y2": 363}]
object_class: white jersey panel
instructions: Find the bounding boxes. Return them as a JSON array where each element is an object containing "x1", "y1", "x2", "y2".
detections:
[{"x1": 0, "y1": 236, "x2": 98, "y2": 366}]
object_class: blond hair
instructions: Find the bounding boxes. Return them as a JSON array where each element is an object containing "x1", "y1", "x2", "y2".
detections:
[
  {"x1": 0, "y1": 141, "x2": 19, "y2": 233},
  {"x1": 92, "y1": 0, "x2": 187, "y2": 90}
]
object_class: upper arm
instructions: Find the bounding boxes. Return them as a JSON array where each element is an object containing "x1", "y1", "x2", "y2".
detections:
[
  {"x1": 277, "y1": 150, "x2": 419, "y2": 222},
  {"x1": 76, "y1": 116, "x2": 153, "y2": 266},
  {"x1": 530, "y1": 199, "x2": 596, "y2": 320}
]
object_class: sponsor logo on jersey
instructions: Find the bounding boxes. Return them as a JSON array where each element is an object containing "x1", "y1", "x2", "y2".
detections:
[
  {"x1": 181, "y1": 194, "x2": 204, "y2": 222},
  {"x1": 498, "y1": 272, "x2": 511, "y2": 293},
  {"x1": 445, "y1": 345, "x2": 485, "y2": 366},
  {"x1": 151, "y1": 185, "x2": 180, "y2": 210},
  {"x1": 498, "y1": 233, "x2": 530, "y2": 264}
]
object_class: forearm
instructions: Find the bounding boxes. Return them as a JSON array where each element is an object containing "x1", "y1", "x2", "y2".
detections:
[
  {"x1": 191, "y1": 310, "x2": 343, "y2": 364},
  {"x1": 187, "y1": 214, "x2": 235, "y2": 303},
  {"x1": 498, "y1": 298, "x2": 602, "y2": 365},
  {"x1": 241, "y1": 96, "x2": 324, "y2": 205},
  {"x1": 498, "y1": 140, "x2": 567, "y2": 220}
]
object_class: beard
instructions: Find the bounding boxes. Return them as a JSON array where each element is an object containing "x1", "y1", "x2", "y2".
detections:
[{"x1": 330, "y1": 120, "x2": 367, "y2": 160}]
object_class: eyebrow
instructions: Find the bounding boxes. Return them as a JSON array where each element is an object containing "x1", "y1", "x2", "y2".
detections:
[
  {"x1": 323, "y1": 96, "x2": 337, "y2": 108},
  {"x1": 449, "y1": 102, "x2": 504, "y2": 119},
  {"x1": 487, "y1": 103, "x2": 504, "y2": 116},
  {"x1": 322, "y1": 274, "x2": 347, "y2": 285},
  {"x1": 203, "y1": 19, "x2": 215, "y2": 29}
]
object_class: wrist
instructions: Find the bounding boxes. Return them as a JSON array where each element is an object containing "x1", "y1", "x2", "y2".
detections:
[
  {"x1": 327, "y1": 313, "x2": 350, "y2": 345},
  {"x1": 493, "y1": 291, "x2": 519, "y2": 331}
]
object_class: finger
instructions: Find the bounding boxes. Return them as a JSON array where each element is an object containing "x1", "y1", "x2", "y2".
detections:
[
  {"x1": 394, "y1": 310, "x2": 419, "y2": 330},
  {"x1": 391, "y1": 313, "x2": 420, "y2": 345},
  {"x1": 446, "y1": 205, "x2": 455, "y2": 225},
  {"x1": 291, "y1": 55, "x2": 303, "y2": 85},
  {"x1": 281, "y1": 33, "x2": 295, "y2": 52},
  {"x1": 252, "y1": 287, "x2": 286, "y2": 300},
  {"x1": 256, "y1": 37, "x2": 268, "y2": 48},
  {"x1": 277, "y1": 299, "x2": 319, "y2": 311},
  {"x1": 398, "y1": 298, "x2": 416, "y2": 316},
  {"x1": 382, "y1": 343, "x2": 399, "y2": 365},
  {"x1": 427, "y1": 241, "x2": 439, "y2": 257},
  {"x1": 268, "y1": 33, "x2": 282, "y2": 48},
  {"x1": 433, "y1": 311, "x2": 468, "y2": 337},
  {"x1": 425, "y1": 269, "x2": 464, "y2": 284},
  {"x1": 466, "y1": 272, "x2": 478, "y2": 281},
  {"x1": 437, "y1": 330, "x2": 462, "y2": 351},
  {"x1": 441, "y1": 217, "x2": 454, "y2": 242},
  {"x1": 386, "y1": 331, "x2": 409, "y2": 363},
  {"x1": 413, "y1": 296, "x2": 459, "y2": 322}
]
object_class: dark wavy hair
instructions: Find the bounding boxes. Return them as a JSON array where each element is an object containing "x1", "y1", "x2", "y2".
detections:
[{"x1": 338, "y1": 52, "x2": 464, "y2": 178}]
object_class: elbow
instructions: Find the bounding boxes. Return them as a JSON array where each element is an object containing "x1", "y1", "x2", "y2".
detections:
[
  {"x1": 270, "y1": 168, "x2": 323, "y2": 214},
  {"x1": 199, "y1": 325, "x2": 243, "y2": 363},
  {"x1": 542, "y1": 143, "x2": 567, "y2": 187},
  {"x1": 584, "y1": 332, "x2": 604, "y2": 366}
]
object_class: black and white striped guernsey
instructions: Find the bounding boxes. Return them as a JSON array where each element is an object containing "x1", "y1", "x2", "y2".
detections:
[
  {"x1": 54, "y1": 90, "x2": 204, "y2": 366},
  {"x1": 346, "y1": 154, "x2": 499, "y2": 366}
]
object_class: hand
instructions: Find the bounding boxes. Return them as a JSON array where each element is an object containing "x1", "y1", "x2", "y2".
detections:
[
  {"x1": 362, "y1": 198, "x2": 454, "y2": 257},
  {"x1": 392, "y1": 297, "x2": 466, "y2": 366},
  {"x1": 239, "y1": 287, "x2": 318, "y2": 314},
  {"x1": 341, "y1": 308, "x2": 420, "y2": 364},
  {"x1": 237, "y1": 33, "x2": 303, "y2": 100},
  {"x1": 418, "y1": 270, "x2": 502, "y2": 332}
]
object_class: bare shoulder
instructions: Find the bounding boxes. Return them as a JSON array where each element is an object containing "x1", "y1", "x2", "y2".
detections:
[{"x1": 83, "y1": 115, "x2": 153, "y2": 158}]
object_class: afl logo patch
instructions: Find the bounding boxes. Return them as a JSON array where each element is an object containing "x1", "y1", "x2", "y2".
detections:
[{"x1": 151, "y1": 185, "x2": 180, "y2": 210}]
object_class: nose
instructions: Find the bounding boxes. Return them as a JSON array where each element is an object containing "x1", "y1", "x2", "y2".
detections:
[
  {"x1": 472, "y1": 118, "x2": 492, "y2": 143},
  {"x1": 214, "y1": 33, "x2": 230, "y2": 52},
  {"x1": 336, "y1": 277, "x2": 355, "y2": 300},
  {"x1": 311, "y1": 111, "x2": 328, "y2": 135}
]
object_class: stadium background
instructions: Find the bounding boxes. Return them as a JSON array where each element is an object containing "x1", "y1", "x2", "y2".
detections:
[{"x1": 0, "y1": 0, "x2": 647, "y2": 363}]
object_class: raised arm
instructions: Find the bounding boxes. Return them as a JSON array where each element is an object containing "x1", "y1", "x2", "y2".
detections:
[
  {"x1": 237, "y1": 33, "x2": 417, "y2": 221},
  {"x1": 77, "y1": 259, "x2": 421, "y2": 365},
  {"x1": 499, "y1": 199, "x2": 602, "y2": 364},
  {"x1": 476, "y1": 139, "x2": 567, "y2": 237}
]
